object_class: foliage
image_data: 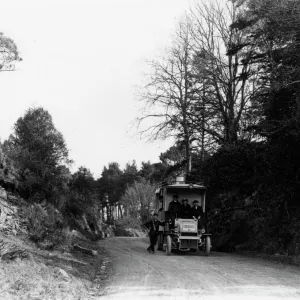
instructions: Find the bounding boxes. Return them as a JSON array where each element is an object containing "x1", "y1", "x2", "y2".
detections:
[
  {"x1": 122, "y1": 161, "x2": 139, "y2": 187},
  {"x1": 139, "y1": 161, "x2": 167, "y2": 183},
  {"x1": 69, "y1": 167, "x2": 96, "y2": 206},
  {"x1": 0, "y1": 32, "x2": 21, "y2": 72},
  {"x1": 138, "y1": 0, "x2": 260, "y2": 176},
  {"x1": 115, "y1": 216, "x2": 142, "y2": 230},
  {"x1": 199, "y1": 142, "x2": 263, "y2": 193},
  {"x1": 121, "y1": 179, "x2": 156, "y2": 224},
  {"x1": 230, "y1": 0, "x2": 300, "y2": 141},
  {"x1": 26, "y1": 203, "x2": 64, "y2": 248},
  {"x1": 5, "y1": 107, "x2": 72, "y2": 203},
  {"x1": 97, "y1": 162, "x2": 123, "y2": 205}
]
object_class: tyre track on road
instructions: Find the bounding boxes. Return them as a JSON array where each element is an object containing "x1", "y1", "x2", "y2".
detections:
[{"x1": 98, "y1": 237, "x2": 300, "y2": 300}]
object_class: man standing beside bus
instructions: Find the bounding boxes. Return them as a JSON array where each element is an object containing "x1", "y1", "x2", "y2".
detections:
[{"x1": 143, "y1": 213, "x2": 164, "y2": 253}]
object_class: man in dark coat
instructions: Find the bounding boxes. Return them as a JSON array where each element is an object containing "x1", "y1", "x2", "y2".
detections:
[
  {"x1": 179, "y1": 199, "x2": 191, "y2": 219},
  {"x1": 143, "y1": 213, "x2": 164, "y2": 253},
  {"x1": 168, "y1": 194, "x2": 182, "y2": 221},
  {"x1": 190, "y1": 200, "x2": 204, "y2": 228}
]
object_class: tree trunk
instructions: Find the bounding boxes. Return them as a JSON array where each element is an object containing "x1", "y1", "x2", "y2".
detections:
[{"x1": 118, "y1": 203, "x2": 123, "y2": 219}]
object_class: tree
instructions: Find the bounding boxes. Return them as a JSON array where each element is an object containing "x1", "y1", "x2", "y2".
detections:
[
  {"x1": 122, "y1": 160, "x2": 139, "y2": 187},
  {"x1": 97, "y1": 162, "x2": 123, "y2": 205},
  {"x1": 139, "y1": 161, "x2": 167, "y2": 183},
  {"x1": 0, "y1": 32, "x2": 21, "y2": 72},
  {"x1": 188, "y1": 0, "x2": 258, "y2": 146},
  {"x1": 7, "y1": 107, "x2": 71, "y2": 202},
  {"x1": 138, "y1": 1, "x2": 259, "y2": 176},
  {"x1": 67, "y1": 166, "x2": 97, "y2": 215},
  {"x1": 138, "y1": 17, "x2": 196, "y2": 175},
  {"x1": 229, "y1": 0, "x2": 300, "y2": 140},
  {"x1": 70, "y1": 167, "x2": 95, "y2": 202},
  {"x1": 159, "y1": 144, "x2": 187, "y2": 178},
  {"x1": 121, "y1": 179, "x2": 156, "y2": 223}
]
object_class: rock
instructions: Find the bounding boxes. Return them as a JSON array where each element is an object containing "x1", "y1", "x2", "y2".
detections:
[
  {"x1": 53, "y1": 268, "x2": 71, "y2": 282},
  {"x1": 38, "y1": 241, "x2": 55, "y2": 250},
  {"x1": 0, "y1": 238, "x2": 29, "y2": 261},
  {"x1": 0, "y1": 187, "x2": 7, "y2": 200},
  {"x1": 45, "y1": 259, "x2": 53, "y2": 266}
]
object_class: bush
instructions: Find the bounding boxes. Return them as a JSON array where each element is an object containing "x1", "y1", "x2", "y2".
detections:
[
  {"x1": 26, "y1": 203, "x2": 64, "y2": 249},
  {"x1": 115, "y1": 216, "x2": 142, "y2": 230},
  {"x1": 200, "y1": 142, "x2": 265, "y2": 193},
  {"x1": 114, "y1": 226, "x2": 134, "y2": 237}
]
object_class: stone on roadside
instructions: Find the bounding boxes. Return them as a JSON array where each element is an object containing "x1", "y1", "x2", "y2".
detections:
[
  {"x1": 53, "y1": 267, "x2": 71, "y2": 282},
  {"x1": 0, "y1": 187, "x2": 7, "y2": 200}
]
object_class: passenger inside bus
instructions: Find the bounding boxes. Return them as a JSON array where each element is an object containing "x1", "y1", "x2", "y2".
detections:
[
  {"x1": 179, "y1": 198, "x2": 191, "y2": 219},
  {"x1": 191, "y1": 200, "x2": 204, "y2": 228},
  {"x1": 168, "y1": 193, "x2": 181, "y2": 226}
]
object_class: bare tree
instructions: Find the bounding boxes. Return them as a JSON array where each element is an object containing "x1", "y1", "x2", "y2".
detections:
[
  {"x1": 138, "y1": 18, "x2": 197, "y2": 175},
  {"x1": 138, "y1": 0, "x2": 258, "y2": 176},
  {"x1": 189, "y1": 0, "x2": 258, "y2": 145}
]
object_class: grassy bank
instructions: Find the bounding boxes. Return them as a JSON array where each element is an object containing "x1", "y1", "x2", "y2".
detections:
[{"x1": 0, "y1": 236, "x2": 110, "y2": 300}]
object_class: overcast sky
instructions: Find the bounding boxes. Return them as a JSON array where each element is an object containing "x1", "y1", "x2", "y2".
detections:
[{"x1": 0, "y1": 0, "x2": 192, "y2": 177}]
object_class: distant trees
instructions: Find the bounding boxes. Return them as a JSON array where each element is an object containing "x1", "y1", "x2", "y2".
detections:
[
  {"x1": 121, "y1": 179, "x2": 156, "y2": 223},
  {"x1": 97, "y1": 162, "x2": 124, "y2": 205},
  {"x1": 70, "y1": 167, "x2": 96, "y2": 206}
]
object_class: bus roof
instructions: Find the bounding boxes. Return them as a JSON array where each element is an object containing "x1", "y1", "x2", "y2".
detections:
[{"x1": 155, "y1": 183, "x2": 206, "y2": 194}]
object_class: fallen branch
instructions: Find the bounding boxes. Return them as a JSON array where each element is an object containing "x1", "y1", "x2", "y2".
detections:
[{"x1": 73, "y1": 244, "x2": 97, "y2": 256}]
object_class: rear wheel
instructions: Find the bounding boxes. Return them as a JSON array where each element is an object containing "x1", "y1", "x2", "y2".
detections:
[
  {"x1": 166, "y1": 235, "x2": 172, "y2": 256},
  {"x1": 205, "y1": 236, "x2": 211, "y2": 256}
]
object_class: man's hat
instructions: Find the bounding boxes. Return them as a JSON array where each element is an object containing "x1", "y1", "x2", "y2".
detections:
[
  {"x1": 152, "y1": 213, "x2": 158, "y2": 217},
  {"x1": 173, "y1": 194, "x2": 179, "y2": 199},
  {"x1": 182, "y1": 198, "x2": 189, "y2": 203},
  {"x1": 193, "y1": 200, "x2": 199, "y2": 204}
]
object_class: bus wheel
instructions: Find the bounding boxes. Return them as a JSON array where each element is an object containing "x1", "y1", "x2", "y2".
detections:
[
  {"x1": 166, "y1": 235, "x2": 172, "y2": 256},
  {"x1": 205, "y1": 236, "x2": 211, "y2": 256}
]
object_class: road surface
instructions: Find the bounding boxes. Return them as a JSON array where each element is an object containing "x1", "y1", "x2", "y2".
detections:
[{"x1": 98, "y1": 237, "x2": 300, "y2": 300}]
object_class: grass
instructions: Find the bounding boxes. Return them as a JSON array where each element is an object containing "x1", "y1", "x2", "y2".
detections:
[{"x1": 0, "y1": 236, "x2": 110, "y2": 300}]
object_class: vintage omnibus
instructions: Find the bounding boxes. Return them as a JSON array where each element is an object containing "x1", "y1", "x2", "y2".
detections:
[{"x1": 155, "y1": 177, "x2": 212, "y2": 256}]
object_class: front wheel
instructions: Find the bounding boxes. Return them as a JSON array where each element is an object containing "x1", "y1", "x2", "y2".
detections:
[
  {"x1": 205, "y1": 236, "x2": 211, "y2": 256},
  {"x1": 166, "y1": 235, "x2": 172, "y2": 256}
]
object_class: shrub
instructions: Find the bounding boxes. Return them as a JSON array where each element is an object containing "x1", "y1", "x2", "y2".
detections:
[{"x1": 26, "y1": 203, "x2": 64, "y2": 248}]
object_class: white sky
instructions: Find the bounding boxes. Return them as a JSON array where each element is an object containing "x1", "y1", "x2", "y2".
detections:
[{"x1": 0, "y1": 0, "x2": 192, "y2": 178}]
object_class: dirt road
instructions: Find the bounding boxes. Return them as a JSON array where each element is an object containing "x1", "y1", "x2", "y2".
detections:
[{"x1": 99, "y1": 237, "x2": 300, "y2": 300}]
